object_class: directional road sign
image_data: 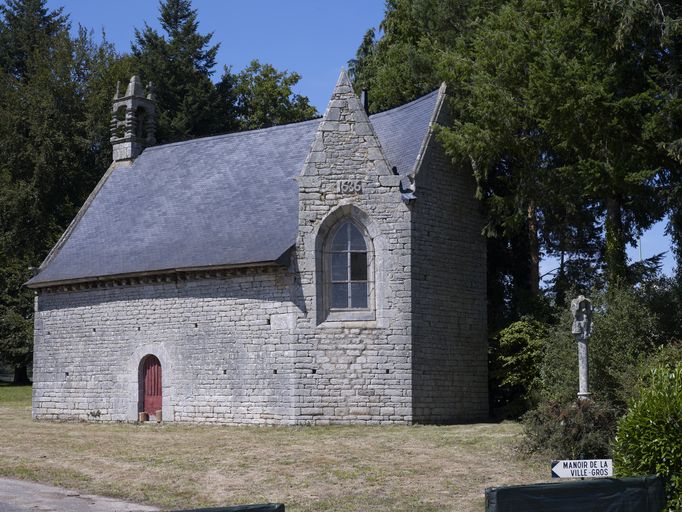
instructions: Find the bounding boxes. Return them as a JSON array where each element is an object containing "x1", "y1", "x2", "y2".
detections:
[{"x1": 551, "y1": 459, "x2": 613, "y2": 478}]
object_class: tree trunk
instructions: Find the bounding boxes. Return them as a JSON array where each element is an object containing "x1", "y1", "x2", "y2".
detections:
[
  {"x1": 13, "y1": 365, "x2": 30, "y2": 385},
  {"x1": 528, "y1": 201, "x2": 540, "y2": 296},
  {"x1": 605, "y1": 196, "x2": 627, "y2": 287},
  {"x1": 555, "y1": 246, "x2": 567, "y2": 307},
  {"x1": 669, "y1": 202, "x2": 682, "y2": 286}
]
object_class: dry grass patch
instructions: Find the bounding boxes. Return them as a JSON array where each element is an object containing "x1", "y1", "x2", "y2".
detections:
[{"x1": 0, "y1": 386, "x2": 545, "y2": 511}]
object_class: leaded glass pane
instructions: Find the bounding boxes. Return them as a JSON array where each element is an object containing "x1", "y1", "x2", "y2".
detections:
[
  {"x1": 349, "y1": 223, "x2": 366, "y2": 250},
  {"x1": 331, "y1": 223, "x2": 349, "y2": 251},
  {"x1": 327, "y1": 220, "x2": 371, "y2": 311},
  {"x1": 331, "y1": 283, "x2": 348, "y2": 308},
  {"x1": 331, "y1": 252, "x2": 347, "y2": 281},
  {"x1": 350, "y1": 252, "x2": 367, "y2": 281},
  {"x1": 351, "y1": 282, "x2": 368, "y2": 308}
]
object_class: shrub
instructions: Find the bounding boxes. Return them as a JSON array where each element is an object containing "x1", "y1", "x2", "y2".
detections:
[
  {"x1": 539, "y1": 309, "x2": 578, "y2": 403},
  {"x1": 522, "y1": 398, "x2": 618, "y2": 458},
  {"x1": 619, "y1": 342, "x2": 682, "y2": 405},
  {"x1": 613, "y1": 363, "x2": 682, "y2": 511},
  {"x1": 589, "y1": 287, "x2": 660, "y2": 407},
  {"x1": 489, "y1": 318, "x2": 548, "y2": 416}
]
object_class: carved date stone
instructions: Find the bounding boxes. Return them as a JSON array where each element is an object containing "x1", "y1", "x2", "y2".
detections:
[{"x1": 337, "y1": 180, "x2": 363, "y2": 194}]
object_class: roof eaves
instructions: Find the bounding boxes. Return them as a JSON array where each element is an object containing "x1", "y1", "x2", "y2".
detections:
[{"x1": 25, "y1": 258, "x2": 288, "y2": 290}]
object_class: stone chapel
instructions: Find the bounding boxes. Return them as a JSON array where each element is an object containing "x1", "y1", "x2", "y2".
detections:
[{"x1": 28, "y1": 70, "x2": 488, "y2": 425}]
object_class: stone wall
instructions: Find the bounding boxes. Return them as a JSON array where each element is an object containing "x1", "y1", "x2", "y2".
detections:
[
  {"x1": 32, "y1": 268, "x2": 301, "y2": 424},
  {"x1": 32, "y1": 260, "x2": 415, "y2": 424},
  {"x1": 410, "y1": 95, "x2": 489, "y2": 423}
]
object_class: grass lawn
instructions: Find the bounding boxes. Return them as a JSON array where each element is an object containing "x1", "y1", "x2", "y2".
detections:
[{"x1": 0, "y1": 385, "x2": 546, "y2": 511}]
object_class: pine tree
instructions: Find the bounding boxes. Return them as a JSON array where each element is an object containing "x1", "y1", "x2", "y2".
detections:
[
  {"x1": 524, "y1": 0, "x2": 674, "y2": 286},
  {"x1": 132, "y1": 0, "x2": 224, "y2": 142},
  {"x1": 0, "y1": 0, "x2": 67, "y2": 80},
  {"x1": 0, "y1": 0, "x2": 81, "y2": 383},
  {"x1": 354, "y1": 0, "x2": 680, "y2": 295},
  {"x1": 348, "y1": 28, "x2": 376, "y2": 96},
  {"x1": 0, "y1": 1, "x2": 130, "y2": 383}
]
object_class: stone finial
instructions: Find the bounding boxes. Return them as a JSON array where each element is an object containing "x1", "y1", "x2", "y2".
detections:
[
  {"x1": 146, "y1": 82, "x2": 155, "y2": 101},
  {"x1": 125, "y1": 75, "x2": 145, "y2": 97},
  {"x1": 335, "y1": 68, "x2": 353, "y2": 91}
]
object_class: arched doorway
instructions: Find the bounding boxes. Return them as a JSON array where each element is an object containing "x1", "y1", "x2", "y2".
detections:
[{"x1": 140, "y1": 355, "x2": 162, "y2": 418}]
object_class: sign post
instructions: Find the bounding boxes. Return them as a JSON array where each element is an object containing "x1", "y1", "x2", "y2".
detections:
[{"x1": 551, "y1": 459, "x2": 613, "y2": 479}]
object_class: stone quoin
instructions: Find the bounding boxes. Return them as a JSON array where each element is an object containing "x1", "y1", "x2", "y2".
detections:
[{"x1": 27, "y1": 71, "x2": 488, "y2": 425}]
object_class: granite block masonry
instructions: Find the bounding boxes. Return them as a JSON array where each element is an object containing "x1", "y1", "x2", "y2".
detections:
[{"x1": 28, "y1": 70, "x2": 488, "y2": 425}]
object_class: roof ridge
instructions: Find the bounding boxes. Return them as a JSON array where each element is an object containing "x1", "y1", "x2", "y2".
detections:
[
  {"x1": 143, "y1": 116, "x2": 323, "y2": 153},
  {"x1": 368, "y1": 88, "x2": 440, "y2": 120},
  {"x1": 140, "y1": 89, "x2": 441, "y2": 155}
]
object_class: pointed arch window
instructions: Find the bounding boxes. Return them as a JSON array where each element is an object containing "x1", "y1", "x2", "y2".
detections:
[{"x1": 325, "y1": 220, "x2": 373, "y2": 318}]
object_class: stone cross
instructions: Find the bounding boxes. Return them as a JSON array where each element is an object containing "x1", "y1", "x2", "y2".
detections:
[{"x1": 571, "y1": 295, "x2": 593, "y2": 400}]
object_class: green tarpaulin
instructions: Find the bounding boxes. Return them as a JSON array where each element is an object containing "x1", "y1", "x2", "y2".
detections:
[
  {"x1": 486, "y1": 476, "x2": 664, "y2": 512},
  {"x1": 173, "y1": 504, "x2": 284, "y2": 512}
]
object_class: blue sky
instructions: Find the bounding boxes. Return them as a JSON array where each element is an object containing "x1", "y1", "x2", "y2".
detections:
[
  {"x1": 632, "y1": 219, "x2": 674, "y2": 276},
  {"x1": 46, "y1": 0, "x2": 386, "y2": 113},
  {"x1": 46, "y1": 0, "x2": 676, "y2": 277}
]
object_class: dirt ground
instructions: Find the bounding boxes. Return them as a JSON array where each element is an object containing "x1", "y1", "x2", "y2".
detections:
[
  {"x1": 0, "y1": 386, "x2": 546, "y2": 511},
  {"x1": 0, "y1": 477, "x2": 159, "y2": 511}
]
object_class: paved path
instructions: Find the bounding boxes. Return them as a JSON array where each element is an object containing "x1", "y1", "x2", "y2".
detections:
[{"x1": 0, "y1": 478, "x2": 159, "y2": 512}]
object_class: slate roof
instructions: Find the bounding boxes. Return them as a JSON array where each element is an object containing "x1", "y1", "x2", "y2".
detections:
[{"x1": 27, "y1": 88, "x2": 441, "y2": 287}]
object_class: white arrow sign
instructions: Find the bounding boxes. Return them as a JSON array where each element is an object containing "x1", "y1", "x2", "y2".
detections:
[{"x1": 551, "y1": 459, "x2": 613, "y2": 478}]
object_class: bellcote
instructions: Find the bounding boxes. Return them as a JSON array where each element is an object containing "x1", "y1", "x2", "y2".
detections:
[{"x1": 110, "y1": 76, "x2": 156, "y2": 163}]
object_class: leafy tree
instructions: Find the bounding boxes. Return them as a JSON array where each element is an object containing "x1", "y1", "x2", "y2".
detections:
[
  {"x1": 347, "y1": 0, "x2": 454, "y2": 113},
  {"x1": 131, "y1": 0, "x2": 224, "y2": 142},
  {"x1": 349, "y1": 0, "x2": 544, "y2": 328},
  {"x1": 218, "y1": 60, "x2": 317, "y2": 131},
  {"x1": 437, "y1": 3, "x2": 551, "y2": 298},
  {"x1": 354, "y1": 0, "x2": 681, "y2": 300}
]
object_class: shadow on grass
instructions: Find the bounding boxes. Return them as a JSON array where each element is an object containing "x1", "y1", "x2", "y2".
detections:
[{"x1": 0, "y1": 384, "x2": 32, "y2": 406}]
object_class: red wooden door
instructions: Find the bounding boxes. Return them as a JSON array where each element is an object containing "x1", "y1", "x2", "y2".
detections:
[{"x1": 142, "y1": 355, "x2": 162, "y2": 416}]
